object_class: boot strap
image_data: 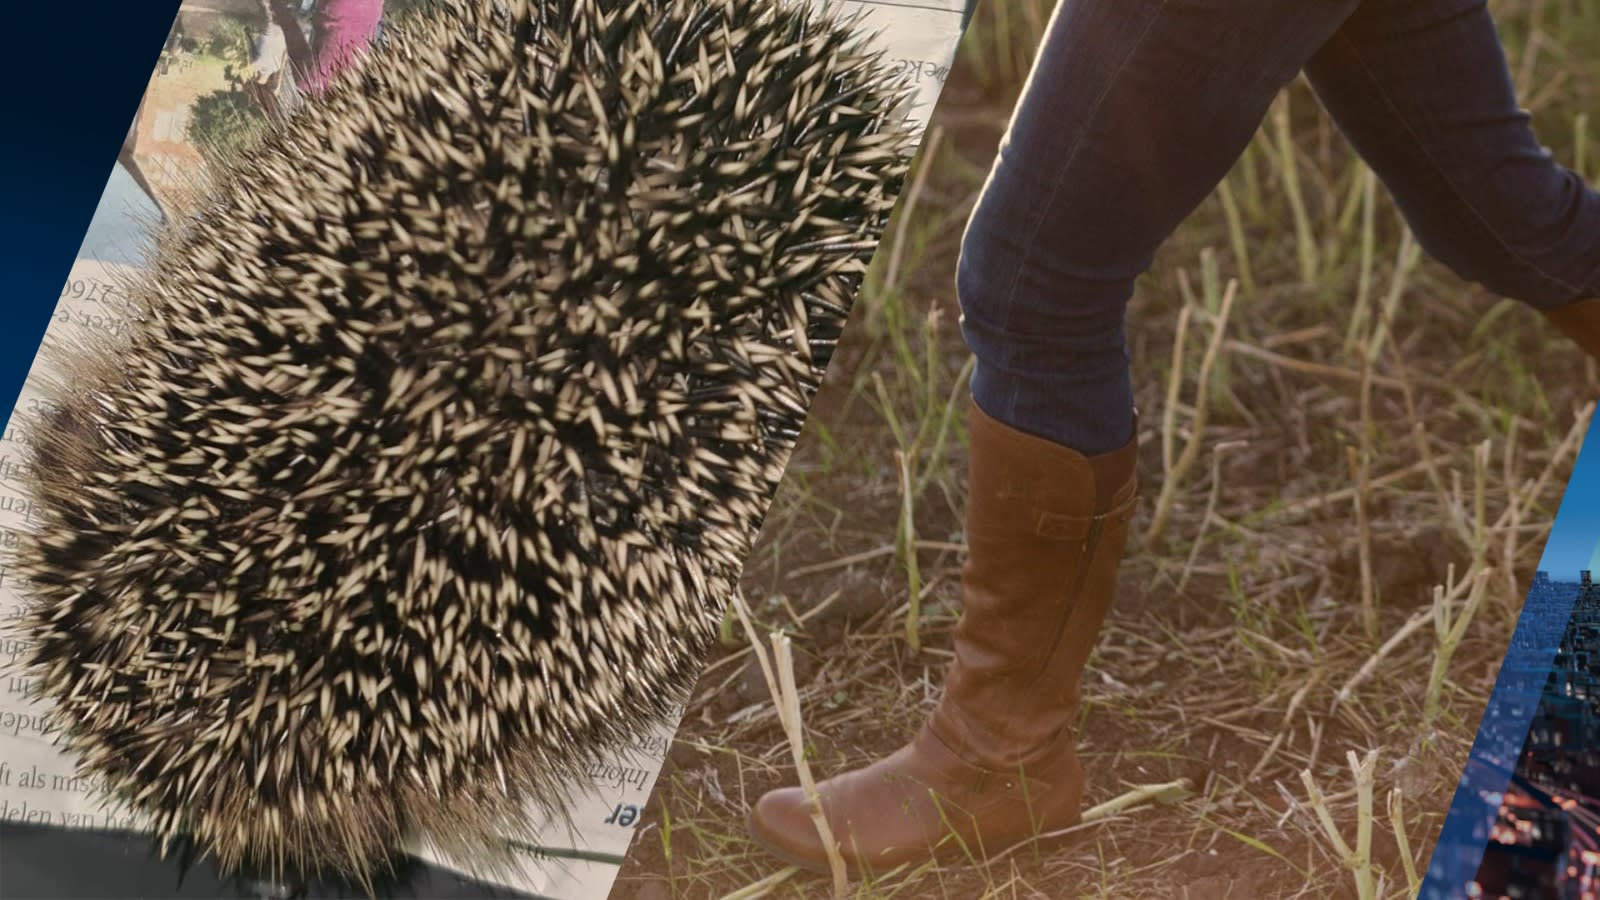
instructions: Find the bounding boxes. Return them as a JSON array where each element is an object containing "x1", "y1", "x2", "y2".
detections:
[{"x1": 1034, "y1": 489, "x2": 1138, "y2": 541}]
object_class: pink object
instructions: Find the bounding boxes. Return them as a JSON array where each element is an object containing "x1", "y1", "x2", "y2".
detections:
[{"x1": 303, "y1": 0, "x2": 385, "y2": 94}]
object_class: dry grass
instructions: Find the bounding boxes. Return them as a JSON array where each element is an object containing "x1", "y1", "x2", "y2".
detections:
[{"x1": 613, "y1": 1, "x2": 1600, "y2": 897}]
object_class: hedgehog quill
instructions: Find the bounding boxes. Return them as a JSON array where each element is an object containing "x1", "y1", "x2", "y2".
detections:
[{"x1": 15, "y1": 0, "x2": 913, "y2": 886}]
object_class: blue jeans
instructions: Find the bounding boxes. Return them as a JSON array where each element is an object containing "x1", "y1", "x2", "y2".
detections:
[{"x1": 958, "y1": 0, "x2": 1600, "y2": 455}]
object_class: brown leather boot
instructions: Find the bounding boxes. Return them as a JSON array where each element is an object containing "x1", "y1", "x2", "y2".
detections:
[
  {"x1": 1544, "y1": 298, "x2": 1600, "y2": 360},
  {"x1": 747, "y1": 401, "x2": 1138, "y2": 876}
]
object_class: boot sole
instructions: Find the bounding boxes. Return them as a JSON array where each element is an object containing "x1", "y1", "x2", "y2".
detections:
[{"x1": 743, "y1": 808, "x2": 1086, "y2": 880}]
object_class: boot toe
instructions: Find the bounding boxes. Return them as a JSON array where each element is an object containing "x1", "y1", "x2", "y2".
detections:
[{"x1": 747, "y1": 786, "x2": 834, "y2": 871}]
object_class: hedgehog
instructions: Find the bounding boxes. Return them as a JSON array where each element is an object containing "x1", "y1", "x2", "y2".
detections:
[{"x1": 13, "y1": 0, "x2": 913, "y2": 886}]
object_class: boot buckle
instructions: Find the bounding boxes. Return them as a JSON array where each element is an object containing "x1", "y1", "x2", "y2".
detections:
[{"x1": 1034, "y1": 490, "x2": 1138, "y2": 540}]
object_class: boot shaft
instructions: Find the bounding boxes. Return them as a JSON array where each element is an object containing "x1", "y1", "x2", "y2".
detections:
[
  {"x1": 932, "y1": 402, "x2": 1138, "y2": 769},
  {"x1": 1544, "y1": 298, "x2": 1600, "y2": 360}
]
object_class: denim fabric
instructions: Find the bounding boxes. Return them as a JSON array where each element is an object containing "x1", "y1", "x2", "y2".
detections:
[{"x1": 958, "y1": 0, "x2": 1600, "y2": 455}]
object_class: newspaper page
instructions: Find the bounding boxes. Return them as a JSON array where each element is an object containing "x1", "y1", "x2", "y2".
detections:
[{"x1": 0, "y1": 1, "x2": 967, "y2": 897}]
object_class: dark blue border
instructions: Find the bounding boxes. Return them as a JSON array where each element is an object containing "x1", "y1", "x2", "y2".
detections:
[{"x1": 0, "y1": 3, "x2": 180, "y2": 424}]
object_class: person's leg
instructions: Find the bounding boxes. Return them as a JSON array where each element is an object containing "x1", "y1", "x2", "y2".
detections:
[
  {"x1": 958, "y1": 0, "x2": 1357, "y2": 457},
  {"x1": 750, "y1": 0, "x2": 1363, "y2": 875},
  {"x1": 1303, "y1": 0, "x2": 1600, "y2": 319}
]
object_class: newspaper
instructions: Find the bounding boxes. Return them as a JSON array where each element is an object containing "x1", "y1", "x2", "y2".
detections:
[{"x1": 0, "y1": 1, "x2": 966, "y2": 897}]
